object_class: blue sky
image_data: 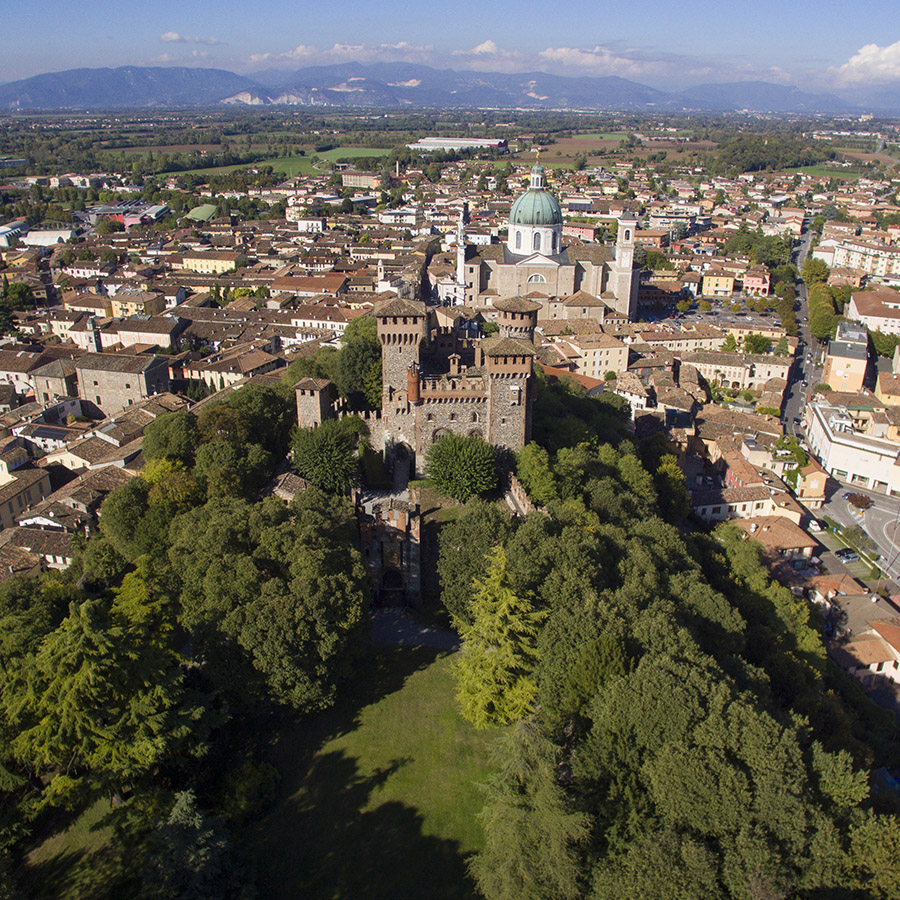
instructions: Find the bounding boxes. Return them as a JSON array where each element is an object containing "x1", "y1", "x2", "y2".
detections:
[{"x1": 4, "y1": 0, "x2": 900, "y2": 91}]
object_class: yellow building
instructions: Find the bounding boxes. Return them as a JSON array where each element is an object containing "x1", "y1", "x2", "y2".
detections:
[
  {"x1": 823, "y1": 322, "x2": 868, "y2": 394},
  {"x1": 701, "y1": 270, "x2": 735, "y2": 297},
  {"x1": 179, "y1": 250, "x2": 241, "y2": 274},
  {"x1": 108, "y1": 289, "x2": 166, "y2": 317}
]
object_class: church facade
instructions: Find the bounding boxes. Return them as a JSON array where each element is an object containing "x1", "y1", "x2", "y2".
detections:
[{"x1": 453, "y1": 163, "x2": 640, "y2": 319}]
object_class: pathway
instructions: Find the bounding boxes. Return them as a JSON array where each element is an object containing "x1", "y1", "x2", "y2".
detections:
[{"x1": 369, "y1": 608, "x2": 460, "y2": 651}]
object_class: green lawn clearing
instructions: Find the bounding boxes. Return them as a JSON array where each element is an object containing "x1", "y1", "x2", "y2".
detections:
[
  {"x1": 178, "y1": 146, "x2": 392, "y2": 177},
  {"x1": 573, "y1": 132, "x2": 628, "y2": 140},
  {"x1": 244, "y1": 649, "x2": 499, "y2": 900},
  {"x1": 20, "y1": 798, "x2": 133, "y2": 900}
]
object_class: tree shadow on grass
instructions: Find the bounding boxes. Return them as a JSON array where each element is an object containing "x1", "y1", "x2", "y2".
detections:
[
  {"x1": 270, "y1": 646, "x2": 446, "y2": 773},
  {"x1": 20, "y1": 840, "x2": 136, "y2": 900},
  {"x1": 247, "y1": 749, "x2": 477, "y2": 900}
]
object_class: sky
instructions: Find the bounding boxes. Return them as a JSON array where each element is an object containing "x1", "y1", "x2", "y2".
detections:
[{"x1": 4, "y1": 0, "x2": 900, "y2": 94}]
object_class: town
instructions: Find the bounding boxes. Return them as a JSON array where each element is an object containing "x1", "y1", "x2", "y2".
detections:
[{"x1": 5, "y1": 106, "x2": 900, "y2": 898}]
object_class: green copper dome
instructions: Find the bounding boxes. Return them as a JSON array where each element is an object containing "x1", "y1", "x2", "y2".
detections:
[{"x1": 509, "y1": 165, "x2": 562, "y2": 227}]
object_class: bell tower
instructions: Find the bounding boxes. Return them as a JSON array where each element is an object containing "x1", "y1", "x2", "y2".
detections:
[
  {"x1": 454, "y1": 207, "x2": 467, "y2": 306},
  {"x1": 610, "y1": 213, "x2": 639, "y2": 319}
]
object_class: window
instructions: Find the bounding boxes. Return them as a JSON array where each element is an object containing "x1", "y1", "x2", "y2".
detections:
[
  {"x1": 125, "y1": 383, "x2": 131, "y2": 389},
  {"x1": 515, "y1": 230, "x2": 522, "y2": 250},
  {"x1": 527, "y1": 273, "x2": 546, "y2": 284},
  {"x1": 533, "y1": 232, "x2": 541, "y2": 251}
]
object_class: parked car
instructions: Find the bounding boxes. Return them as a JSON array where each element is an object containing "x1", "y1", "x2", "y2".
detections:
[
  {"x1": 835, "y1": 548, "x2": 860, "y2": 562},
  {"x1": 808, "y1": 520, "x2": 824, "y2": 533}
]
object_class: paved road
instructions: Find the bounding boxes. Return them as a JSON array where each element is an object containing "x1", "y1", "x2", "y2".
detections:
[
  {"x1": 782, "y1": 230, "x2": 820, "y2": 438},
  {"x1": 819, "y1": 485, "x2": 900, "y2": 584},
  {"x1": 368, "y1": 608, "x2": 460, "y2": 651}
]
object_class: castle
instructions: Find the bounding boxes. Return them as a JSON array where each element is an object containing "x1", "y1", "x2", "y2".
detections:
[
  {"x1": 296, "y1": 163, "x2": 638, "y2": 474},
  {"x1": 296, "y1": 292, "x2": 539, "y2": 476}
]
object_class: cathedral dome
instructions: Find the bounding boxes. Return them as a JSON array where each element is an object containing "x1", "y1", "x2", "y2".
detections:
[{"x1": 509, "y1": 165, "x2": 562, "y2": 227}]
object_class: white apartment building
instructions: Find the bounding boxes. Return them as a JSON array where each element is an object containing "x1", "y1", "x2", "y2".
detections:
[{"x1": 805, "y1": 400, "x2": 900, "y2": 494}]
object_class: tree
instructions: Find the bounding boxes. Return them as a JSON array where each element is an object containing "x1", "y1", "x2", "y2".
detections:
[
  {"x1": 515, "y1": 442, "x2": 557, "y2": 507},
  {"x1": 139, "y1": 790, "x2": 240, "y2": 900},
  {"x1": 335, "y1": 315, "x2": 382, "y2": 409},
  {"x1": 848, "y1": 814, "x2": 900, "y2": 899},
  {"x1": 196, "y1": 404, "x2": 251, "y2": 446},
  {"x1": 470, "y1": 724, "x2": 588, "y2": 900},
  {"x1": 722, "y1": 333, "x2": 738, "y2": 352},
  {"x1": 167, "y1": 493, "x2": 368, "y2": 711},
  {"x1": 774, "y1": 335, "x2": 790, "y2": 356},
  {"x1": 426, "y1": 434, "x2": 497, "y2": 503},
  {"x1": 142, "y1": 411, "x2": 200, "y2": 467},
  {"x1": 437, "y1": 500, "x2": 515, "y2": 626},
  {"x1": 743, "y1": 333, "x2": 772, "y2": 355},
  {"x1": 13, "y1": 597, "x2": 208, "y2": 797},
  {"x1": 802, "y1": 256, "x2": 829, "y2": 287},
  {"x1": 452, "y1": 546, "x2": 545, "y2": 728},
  {"x1": 291, "y1": 417, "x2": 365, "y2": 493}
]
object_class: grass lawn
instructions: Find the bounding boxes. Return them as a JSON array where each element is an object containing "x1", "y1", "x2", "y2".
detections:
[
  {"x1": 20, "y1": 798, "x2": 133, "y2": 900},
  {"x1": 178, "y1": 146, "x2": 392, "y2": 177},
  {"x1": 244, "y1": 649, "x2": 498, "y2": 900},
  {"x1": 786, "y1": 165, "x2": 862, "y2": 179},
  {"x1": 573, "y1": 132, "x2": 628, "y2": 140}
]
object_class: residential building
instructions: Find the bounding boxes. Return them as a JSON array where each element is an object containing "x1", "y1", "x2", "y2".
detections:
[
  {"x1": 823, "y1": 321, "x2": 869, "y2": 393},
  {"x1": 75, "y1": 353, "x2": 171, "y2": 415}
]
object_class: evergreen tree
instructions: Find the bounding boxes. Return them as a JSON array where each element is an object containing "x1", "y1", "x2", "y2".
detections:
[
  {"x1": 470, "y1": 724, "x2": 588, "y2": 900},
  {"x1": 13, "y1": 598, "x2": 208, "y2": 796},
  {"x1": 452, "y1": 546, "x2": 545, "y2": 728},
  {"x1": 139, "y1": 790, "x2": 239, "y2": 900}
]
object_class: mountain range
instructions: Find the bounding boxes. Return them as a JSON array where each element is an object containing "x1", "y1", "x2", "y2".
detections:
[{"x1": 0, "y1": 62, "x2": 896, "y2": 114}]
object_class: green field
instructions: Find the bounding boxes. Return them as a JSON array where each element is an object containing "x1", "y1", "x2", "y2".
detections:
[
  {"x1": 572, "y1": 131, "x2": 628, "y2": 140},
  {"x1": 245, "y1": 648, "x2": 497, "y2": 900},
  {"x1": 19, "y1": 648, "x2": 497, "y2": 900},
  {"x1": 787, "y1": 165, "x2": 863, "y2": 179},
  {"x1": 179, "y1": 145, "x2": 392, "y2": 177},
  {"x1": 21, "y1": 799, "x2": 123, "y2": 900}
]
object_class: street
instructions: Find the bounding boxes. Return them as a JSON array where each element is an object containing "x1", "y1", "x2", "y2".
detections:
[
  {"x1": 818, "y1": 486, "x2": 900, "y2": 586},
  {"x1": 782, "y1": 230, "x2": 820, "y2": 438}
]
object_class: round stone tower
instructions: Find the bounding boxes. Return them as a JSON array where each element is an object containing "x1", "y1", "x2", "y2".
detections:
[{"x1": 491, "y1": 295, "x2": 541, "y2": 342}]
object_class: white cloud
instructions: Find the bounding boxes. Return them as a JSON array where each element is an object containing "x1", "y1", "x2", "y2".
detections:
[
  {"x1": 834, "y1": 40, "x2": 900, "y2": 84},
  {"x1": 248, "y1": 41, "x2": 432, "y2": 67},
  {"x1": 160, "y1": 31, "x2": 223, "y2": 46},
  {"x1": 537, "y1": 45, "x2": 677, "y2": 79},
  {"x1": 450, "y1": 40, "x2": 524, "y2": 72}
]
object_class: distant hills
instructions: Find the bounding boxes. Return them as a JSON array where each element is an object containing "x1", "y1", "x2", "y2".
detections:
[{"x1": 0, "y1": 62, "x2": 894, "y2": 114}]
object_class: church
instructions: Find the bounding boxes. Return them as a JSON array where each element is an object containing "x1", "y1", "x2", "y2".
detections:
[{"x1": 450, "y1": 162, "x2": 640, "y2": 319}]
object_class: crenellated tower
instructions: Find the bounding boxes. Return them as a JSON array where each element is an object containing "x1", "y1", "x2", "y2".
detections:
[{"x1": 375, "y1": 298, "x2": 429, "y2": 459}]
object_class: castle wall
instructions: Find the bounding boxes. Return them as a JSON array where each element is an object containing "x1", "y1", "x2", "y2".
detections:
[{"x1": 487, "y1": 372, "x2": 532, "y2": 450}]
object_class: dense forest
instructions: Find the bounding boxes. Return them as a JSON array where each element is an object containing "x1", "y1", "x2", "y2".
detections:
[
  {"x1": 438, "y1": 376, "x2": 900, "y2": 900},
  {"x1": 0, "y1": 365, "x2": 899, "y2": 897}
]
